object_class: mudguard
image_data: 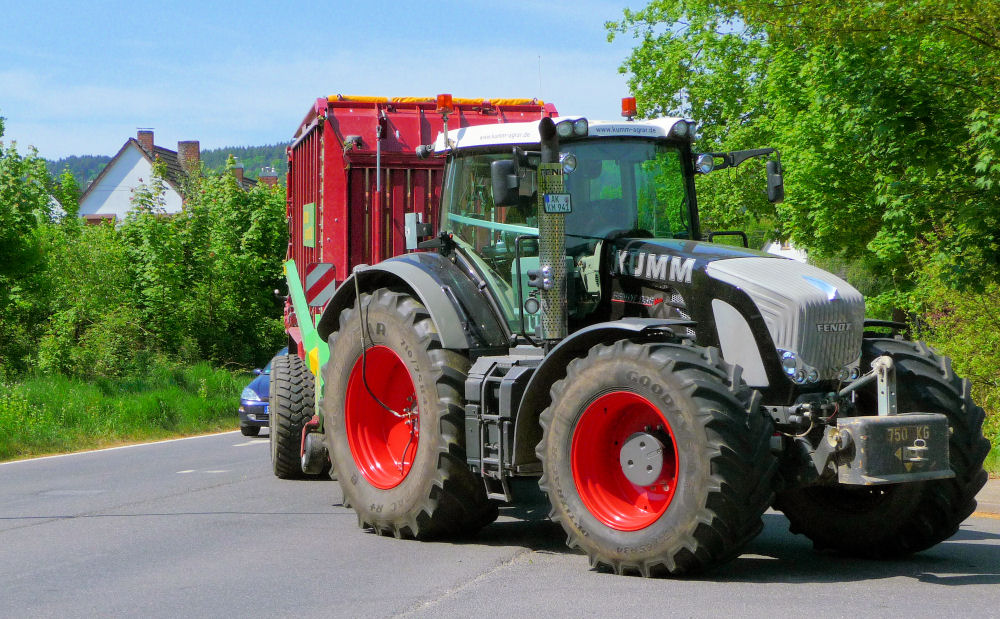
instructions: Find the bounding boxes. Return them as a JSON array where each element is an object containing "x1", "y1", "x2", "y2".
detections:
[
  {"x1": 316, "y1": 252, "x2": 509, "y2": 353},
  {"x1": 510, "y1": 318, "x2": 695, "y2": 470}
]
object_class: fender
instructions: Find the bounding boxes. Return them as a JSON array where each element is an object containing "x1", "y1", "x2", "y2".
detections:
[
  {"x1": 510, "y1": 318, "x2": 695, "y2": 470},
  {"x1": 316, "y1": 252, "x2": 509, "y2": 352}
]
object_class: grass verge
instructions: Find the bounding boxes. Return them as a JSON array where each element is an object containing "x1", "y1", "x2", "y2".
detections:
[{"x1": 0, "y1": 361, "x2": 247, "y2": 462}]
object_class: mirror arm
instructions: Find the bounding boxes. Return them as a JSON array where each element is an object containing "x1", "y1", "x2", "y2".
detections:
[{"x1": 708, "y1": 147, "x2": 777, "y2": 171}]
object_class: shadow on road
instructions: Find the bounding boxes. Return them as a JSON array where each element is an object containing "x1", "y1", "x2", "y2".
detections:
[
  {"x1": 338, "y1": 476, "x2": 1000, "y2": 583},
  {"x1": 425, "y1": 504, "x2": 1000, "y2": 582},
  {"x1": 703, "y1": 513, "x2": 1000, "y2": 585}
]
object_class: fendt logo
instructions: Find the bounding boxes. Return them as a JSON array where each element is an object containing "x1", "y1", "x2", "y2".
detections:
[
  {"x1": 616, "y1": 250, "x2": 695, "y2": 284},
  {"x1": 816, "y1": 322, "x2": 852, "y2": 332}
]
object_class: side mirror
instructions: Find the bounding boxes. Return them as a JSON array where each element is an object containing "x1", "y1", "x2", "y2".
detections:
[
  {"x1": 253, "y1": 368, "x2": 263, "y2": 376},
  {"x1": 767, "y1": 159, "x2": 784, "y2": 203},
  {"x1": 491, "y1": 160, "x2": 520, "y2": 207}
]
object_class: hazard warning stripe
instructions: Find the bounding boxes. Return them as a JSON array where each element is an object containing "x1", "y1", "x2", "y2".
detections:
[{"x1": 305, "y1": 263, "x2": 337, "y2": 307}]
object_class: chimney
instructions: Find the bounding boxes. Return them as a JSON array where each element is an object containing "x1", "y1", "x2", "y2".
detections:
[
  {"x1": 232, "y1": 159, "x2": 245, "y2": 184},
  {"x1": 177, "y1": 140, "x2": 200, "y2": 175},
  {"x1": 137, "y1": 129, "x2": 154, "y2": 154},
  {"x1": 259, "y1": 166, "x2": 278, "y2": 187}
]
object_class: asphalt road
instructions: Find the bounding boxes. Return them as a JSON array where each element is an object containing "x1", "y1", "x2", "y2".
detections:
[{"x1": 1, "y1": 431, "x2": 998, "y2": 618}]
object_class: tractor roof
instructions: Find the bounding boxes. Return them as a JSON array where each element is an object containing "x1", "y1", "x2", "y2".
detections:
[{"x1": 433, "y1": 116, "x2": 689, "y2": 152}]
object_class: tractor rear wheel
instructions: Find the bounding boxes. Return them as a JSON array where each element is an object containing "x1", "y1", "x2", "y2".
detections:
[
  {"x1": 269, "y1": 353, "x2": 315, "y2": 479},
  {"x1": 322, "y1": 289, "x2": 497, "y2": 539},
  {"x1": 537, "y1": 341, "x2": 776, "y2": 577},
  {"x1": 774, "y1": 338, "x2": 990, "y2": 557}
]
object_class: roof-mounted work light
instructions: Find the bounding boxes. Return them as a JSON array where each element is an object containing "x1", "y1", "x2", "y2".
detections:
[
  {"x1": 555, "y1": 118, "x2": 589, "y2": 140},
  {"x1": 670, "y1": 121, "x2": 690, "y2": 139}
]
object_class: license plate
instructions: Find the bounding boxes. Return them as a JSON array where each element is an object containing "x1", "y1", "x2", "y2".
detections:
[{"x1": 543, "y1": 193, "x2": 572, "y2": 213}]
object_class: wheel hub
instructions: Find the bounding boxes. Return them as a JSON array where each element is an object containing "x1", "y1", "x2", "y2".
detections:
[{"x1": 619, "y1": 432, "x2": 664, "y2": 487}]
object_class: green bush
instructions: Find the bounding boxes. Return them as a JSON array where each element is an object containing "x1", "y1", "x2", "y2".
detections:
[{"x1": 908, "y1": 278, "x2": 1000, "y2": 465}]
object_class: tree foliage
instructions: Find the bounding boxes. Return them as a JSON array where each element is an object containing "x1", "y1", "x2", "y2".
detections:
[
  {"x1": 0, "y1": 114, "x2": 57, "y2": 374},
  {"x1": 192, "y1": 143, "x2": 289, "y2": 180},
  {"x1": 1, "y1": 141, "x2": 288, "y2": 379},
  {"x1": 47, "y1": 143, "x2": 289, "y2": 188},
  {"x1": 609, "y1": 0, "x2": 1000, "y2": 290},
  {"x1": 45, "y1": 155, "x2": 111, "y2": 186}
]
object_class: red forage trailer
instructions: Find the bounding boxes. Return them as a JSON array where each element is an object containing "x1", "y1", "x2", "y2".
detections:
[{"x1": 272, "y1": 95, "x2": 556, "y2": 478}]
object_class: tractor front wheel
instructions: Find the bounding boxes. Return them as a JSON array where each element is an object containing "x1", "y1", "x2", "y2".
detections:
[
  {"x1": 774, "y1": 338, "x2": 990, "y2": 557},
  {"x1": 538, "y1": 341, "x2": 776, "y2": 577}
]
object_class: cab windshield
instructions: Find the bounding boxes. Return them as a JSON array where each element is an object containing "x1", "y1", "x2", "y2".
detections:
[{"x1": 440, "y1": 138, "x2": 693, "y2": 333}]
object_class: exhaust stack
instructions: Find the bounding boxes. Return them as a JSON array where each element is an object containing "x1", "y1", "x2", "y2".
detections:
[{"x1": 536, "y1": 118, "x2": 567, "y2": 341}]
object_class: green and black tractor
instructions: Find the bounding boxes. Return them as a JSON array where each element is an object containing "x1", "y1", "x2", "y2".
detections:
[{"x1": 278, "y1": 107, "x2": 989, "y2": 577}]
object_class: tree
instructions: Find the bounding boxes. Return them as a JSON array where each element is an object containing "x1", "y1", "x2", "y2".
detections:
[
  {"x1": 123, "y1": 157, "x2": 287, "y2": 367},
  {"x1": 608, "y1": 1, "x2": 1000, "y2": 291},
  {"x1": 53, "y1": 168, "x2": 81, "y2": 218},
  {"x1": 0, "y1": 116, "x2": 53, "y2": 279},
  {"x1": 0, "y1": 113, "x2": 57, "y2": 374}
]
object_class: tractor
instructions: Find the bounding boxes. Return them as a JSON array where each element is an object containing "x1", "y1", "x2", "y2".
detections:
[{"x1": 275, "y1": 94, "x2": 989, "y2": 576}]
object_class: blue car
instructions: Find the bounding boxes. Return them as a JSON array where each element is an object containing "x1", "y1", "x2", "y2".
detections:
[{"x1": 239, "y1": 347, "x2": 288, "y2": 436}]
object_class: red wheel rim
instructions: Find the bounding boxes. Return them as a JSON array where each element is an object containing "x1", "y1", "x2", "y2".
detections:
[
  {"x1": 345, "y1": 346, "x2": 418, "y2": 489},
  {"x1": 571, "y1": 391, "x2": 679, "y2": 531}
]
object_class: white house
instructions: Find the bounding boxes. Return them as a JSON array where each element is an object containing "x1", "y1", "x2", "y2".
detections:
[
  {"x1": 77, "y1": 130, "x2": 200, "y2": 223},
  {"x1": 764, "y1": 239, "x2": 808, "y2": 262}
]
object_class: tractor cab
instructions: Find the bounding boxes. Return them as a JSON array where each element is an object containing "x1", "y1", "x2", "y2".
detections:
[{"x1": 436, "y1": 117, "x2": 701, "y2": 336}]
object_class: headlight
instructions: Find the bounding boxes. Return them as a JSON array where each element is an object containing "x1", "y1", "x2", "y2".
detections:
[
  {"x1": 559, "y1": 153, "x2": 578, "y2": 174},
  {"x1": 241, "y1": 387, "x2": 261, "y2": 401},
  {"x1": 695, "y1": 154, "x2": 715, "y2": 174},
  {"x1": 781, "y1": 350, "x2": 798, "y2": 376},
  {"x1": 671, "y1": 121, "x2": 689, "y2": 139},
  {"x1": 556, "y1": 121, "x2": 574, "y2": 139},
  {"x1": 779, "y1": 349, "x2": 822, "y2": 383},
  {"x1": 573, "y1": 118, "x2": 588, "y2": 136}
]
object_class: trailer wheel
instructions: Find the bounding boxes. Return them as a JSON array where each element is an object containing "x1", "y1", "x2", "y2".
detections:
[
  {"x1": 774, "y1": 338, "x2": 990, "y2": 557},
  {"x1": 537, "y1": 341, "x2": 776, "y2": 577},
  {"x1": 322, "y1": 289, "x2": 497, "y2": 539},
  {"x1": 269, "y1": 353, "x2": 315, "y2": 479}
]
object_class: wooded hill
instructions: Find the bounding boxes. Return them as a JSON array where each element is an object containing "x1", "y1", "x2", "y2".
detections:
[{"x1": 47, "y1": 143, "x2": 289, "y2": 187}]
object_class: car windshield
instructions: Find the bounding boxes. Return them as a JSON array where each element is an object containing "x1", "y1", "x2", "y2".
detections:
[
  {"x1": 440, "y1": 138, "x2": 692, "y2": 333},
  {"x1": 262, "y1": 348, "x2": 289, "y2": 374}
]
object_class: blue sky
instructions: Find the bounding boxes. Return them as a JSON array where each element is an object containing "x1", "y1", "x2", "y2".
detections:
[{"x1": 0, "y1": 1, "x2": 643, "y2": 160}]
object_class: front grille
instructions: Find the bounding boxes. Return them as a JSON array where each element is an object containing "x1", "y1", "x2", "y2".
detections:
[{"x1": 706, "y1": 257, "x2": 864, "y2": 375}]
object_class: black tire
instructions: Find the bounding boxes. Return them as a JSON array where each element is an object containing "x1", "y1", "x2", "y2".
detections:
[
  {"x1": 240, "y1": 425, "x2": 260, "y2": 437},
  {"x1": 537, "y1": 341, "x2": 776, "y2": 577},
  {"x1": 269, "y1": 353, "x2": 315, "y2": 479},
  {"x1": 774, "y1": 338, "x2": 990, "y2": 557},
  {"x1": 321, "y1": 289, "x2": 497, "y2": 539}
]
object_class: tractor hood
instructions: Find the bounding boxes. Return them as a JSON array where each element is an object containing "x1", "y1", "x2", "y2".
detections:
[{"x1": 606, "y1": 235, "x2": 864, "y2": 389}]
